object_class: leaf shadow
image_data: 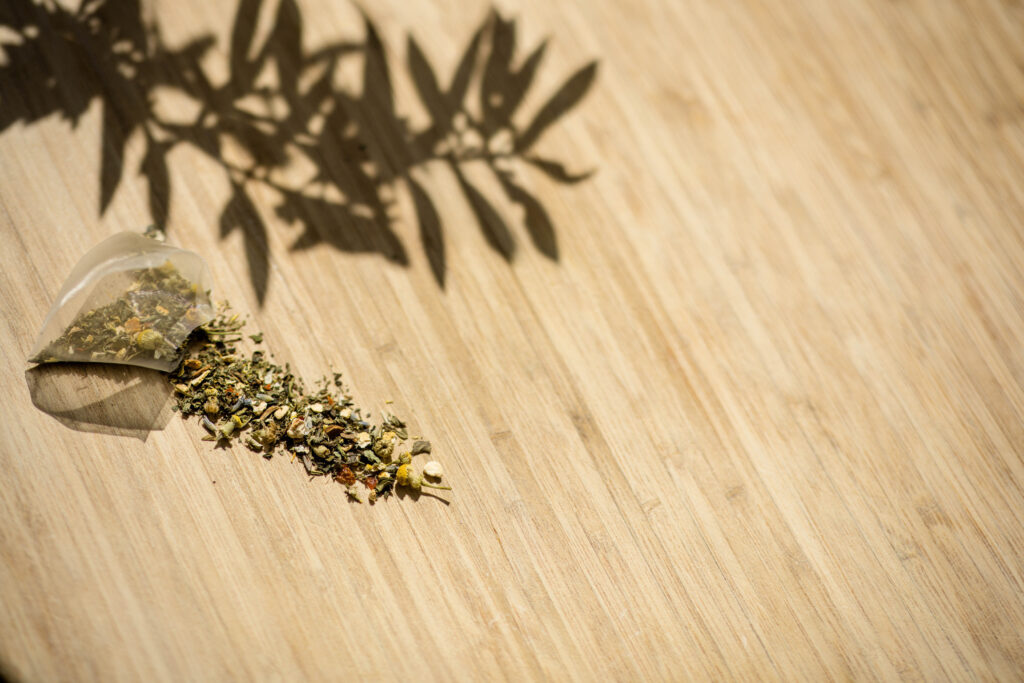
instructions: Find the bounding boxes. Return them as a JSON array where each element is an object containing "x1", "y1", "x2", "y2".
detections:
[
  {"x1": 220, "y1": 183, "x2": 271, "y2": 304},
  {"x1": 0, "y1": 0, "x2": 599, "y2": 297}
]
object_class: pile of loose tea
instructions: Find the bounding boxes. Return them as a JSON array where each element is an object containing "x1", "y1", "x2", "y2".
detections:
[
  {"x1": 31, "y1": 253, "x2": 446, "y2": 502},
  {"x1": 169, "y1": 305, "x2": 449, "y2": 503}
]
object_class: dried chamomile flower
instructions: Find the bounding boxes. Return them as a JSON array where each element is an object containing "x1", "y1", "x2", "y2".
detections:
[
  {"x1": 373, "y1": 430, "x2": 397, "y2": 462},
  {"x1": 396, "y1": 464, "x2": 451, "y2": 492}
]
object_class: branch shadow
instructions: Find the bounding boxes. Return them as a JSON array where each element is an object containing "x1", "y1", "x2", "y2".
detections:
[{"x1": 0, "y1": 0, "x2": 598, "y2": 297}]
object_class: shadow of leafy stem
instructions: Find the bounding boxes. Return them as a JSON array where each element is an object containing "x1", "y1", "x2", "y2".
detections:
[{"x1": 0, "y1": 0, "x2": 597, "y2": 299}]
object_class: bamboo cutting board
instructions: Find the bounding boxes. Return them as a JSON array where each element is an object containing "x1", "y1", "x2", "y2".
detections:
[{"x1": 2, "y1": 0, "x2": 1024, "y2": 679}]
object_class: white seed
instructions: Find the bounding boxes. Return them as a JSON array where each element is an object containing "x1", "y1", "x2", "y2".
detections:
[
  {"x1": 423, "y1": 461, "x2": 443, "y2": 478},
  {"x1": 286, "y1": 417, "x2": 306, "y2": 440}
]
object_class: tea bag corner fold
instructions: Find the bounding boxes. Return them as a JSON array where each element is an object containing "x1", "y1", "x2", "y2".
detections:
[{"x1": 28, "y1": 231, "x2": 216, "y2": 372}]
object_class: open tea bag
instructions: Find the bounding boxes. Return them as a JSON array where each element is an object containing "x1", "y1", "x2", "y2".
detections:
[{"x1": 28, "y1": 232, "x2": 215, "y2": 372}]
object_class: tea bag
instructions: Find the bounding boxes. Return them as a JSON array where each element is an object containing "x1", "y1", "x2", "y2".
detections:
[{"x1": 28, "y1": 232, "x2": 215, "y2": 372}]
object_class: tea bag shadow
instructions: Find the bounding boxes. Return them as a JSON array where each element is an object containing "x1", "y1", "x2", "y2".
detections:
[{"x1": 26, "y1": 364, "x2": 174, "y2": 441}]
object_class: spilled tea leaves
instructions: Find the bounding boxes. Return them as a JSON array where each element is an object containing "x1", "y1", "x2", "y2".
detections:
[
  {"x1": 31, "y1": 260, "x2": 446, "y2": 503},
  {"x1": 170, "y1": 304, "x2": 447, "y2": 503}
]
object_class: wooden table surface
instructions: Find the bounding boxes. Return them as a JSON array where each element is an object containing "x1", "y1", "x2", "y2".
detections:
[{"x1": 2, "y1": 0, "x2": 1024, "y2": 680}]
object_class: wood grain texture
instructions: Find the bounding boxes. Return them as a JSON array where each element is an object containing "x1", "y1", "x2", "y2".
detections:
[{"x1": 2, "y1": 0, "x2": 1024, "y2": 680}]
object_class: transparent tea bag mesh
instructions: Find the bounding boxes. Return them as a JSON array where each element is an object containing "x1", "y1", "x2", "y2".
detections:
[{"x1": 29, "y1": 232, "x2": 215, "y2": 372}]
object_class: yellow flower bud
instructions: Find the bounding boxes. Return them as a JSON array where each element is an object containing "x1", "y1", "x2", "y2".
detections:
[{"x1": 136, "y1": 329, "x2": 164, "y2": 350}]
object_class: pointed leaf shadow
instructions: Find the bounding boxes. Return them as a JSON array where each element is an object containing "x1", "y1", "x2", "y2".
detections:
[
  {"x1": 359, "y1": 9, "x2": 396, "y2": 121},
  {"x1": 502, "y1": 40, "x2": 547, "y2": 121},
  {"x1": 99, "y1": 102, "x2": 129, "y2": 214},
  {"x1": 406, "y1": 174, "x2": 445, "y2": 286},
  {"x1": 516, "y1": 61, "x2": 598, "y2": 152},
  {"x1": 524, "y1": 155, "x2": 593, "y2": 184},
  {"x1": 245, "y1": 221, "x2": 271, "y2": 306},
  {"x1": 229, "y1": 0, "x2": 265, "y2": 91},
  {"x1": 141, "y1": 141, "x2": 170, "y2": 231},
  {"x1": 446, "y1": 22, "x2": 485, "y2": 112},
  {"x1": 408, "y1": 36, "x2": 446, "y2": 126},
  {"x1": 496, "y1": 171, "x2": 557, "y2": 259},
  {"x1": 452, "y1": 163, "x2": 515, "y2": 260},
  {"x1": 480, "y1": 13, "x2": 517, "y2": 134},
  {"x1": 353, "y1": 8, "x2": 413, "y2": 177},
  {"x1": 220, "y1": 184, "x2": 270, "y2": 304},
  {"x1": 261, "y1": 0, "x2": 303, "y2": 102}
]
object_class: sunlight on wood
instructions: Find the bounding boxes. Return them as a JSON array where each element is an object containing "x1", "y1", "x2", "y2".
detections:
[{"x1": 1, "y1": 0, "x2": 1024, "y2": 680}]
